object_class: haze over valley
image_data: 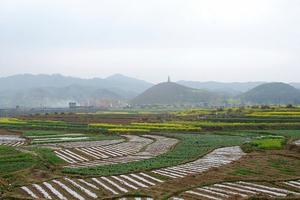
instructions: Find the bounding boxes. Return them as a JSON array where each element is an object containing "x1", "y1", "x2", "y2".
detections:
[{"x1": 1, "y1": 74, "x2": 300, "y2": 108}]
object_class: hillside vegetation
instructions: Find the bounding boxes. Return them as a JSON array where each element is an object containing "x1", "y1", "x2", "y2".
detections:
[
  {"x1": 131, "y1": 82, "x2": 226, "y2": 105},
  {"x1": 241, "y1": 82, "x2": 300, "y2": 104}
]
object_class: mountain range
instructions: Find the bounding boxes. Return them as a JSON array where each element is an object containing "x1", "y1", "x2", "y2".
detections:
[
  {"x1": 0, "y1": 73, "x2": 152, "y2": 95},
  {"x1": 0, "y1": 74, "x2": 299, "y2": 108},
  {"x1": 177, "y1": 81, "x2": 265, "y2": 95},
  {"x1": 0, "y1": 74, "x2": 152, "y2": 108}
]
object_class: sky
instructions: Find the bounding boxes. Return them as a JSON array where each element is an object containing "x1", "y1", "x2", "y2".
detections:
[{"x1": 0, "y1": 0, "x2": 299, "y2": 83}]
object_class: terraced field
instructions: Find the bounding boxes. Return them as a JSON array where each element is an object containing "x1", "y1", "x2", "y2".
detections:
[
  {"x1": 171, "y1": 181, "x2": 300, "y2": 200},
  {"x1": 52, "y1": 135, "x2": 178, "y2": 168},
  {"x1": 19, "y1": 172, "x2": 164, "y2": 199},
  {"x1": 3, "y1": 130, "x2": 300, "y2": 199},
  {"x1": 16, "y1": 146, "x2": 247, "y2": 199},
  {"x1": 0, "y1": 134, "x2": 26, "y2": 147},
  {"x1": 0, "y1": 141, "x2": 26, "y2": 147},
  {"x1": 282, "y1": 179, "x2": 300, "y2": 190},
  {"x1": 48, "y1": 139, "x2": 124, "y2": 148},
  {"x1": 24, "y1": 130, "x2": 106, "y2": 144},
  {"x1": 1, "y1": 107, "x2": 300, "y2": 200},
  {"x1": 152, "y1": 146, "x2": 244, "y2": 179}
]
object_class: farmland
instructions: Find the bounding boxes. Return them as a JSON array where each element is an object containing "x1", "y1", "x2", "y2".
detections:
[{"x1": 0, "y1": 106, "x2": 300, "y2": 199}]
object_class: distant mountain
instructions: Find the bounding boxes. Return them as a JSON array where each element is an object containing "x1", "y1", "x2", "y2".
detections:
[
  {"x1": 177, "y1": 81, "x2": 264, "y2": 95},
  {"x1": 0, "y1": 85, "x2": 122, "y2": 108},
  {"x1": 1, "y1": 74, "x2": 299, "y2": 108},
  {"x1": 0, "y1": 74, "x2": 153, "y2": 95},
  {"x1": 0, "y1": 74, "x2": 153, "y2": 108},
  {"x1": 290, "y1": 83, "x2": 300, "y2": 89},
  {"x1": 104, "y1": 74, "x2": 153, "y2": 94},
  {"x1": 131, "y1": 82, "x2": 226, "y2": 105},
  {"x1": 240, "y1": 82, "x2": 300, "y2": 104}
]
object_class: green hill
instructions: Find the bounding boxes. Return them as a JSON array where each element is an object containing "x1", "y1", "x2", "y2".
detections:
[
  {"x1": 131, "y1": 82, "x2": 225, "y2": 105},
  {"x1": 240, "y1": 82, "x2": 300, "y2": 104}
]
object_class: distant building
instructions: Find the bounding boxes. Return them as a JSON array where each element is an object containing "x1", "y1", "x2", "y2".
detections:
[
  {"x1": 69, "y1": 102, "x2": 77, "y2": 109},
  {"x1": 168, "y1": 76, "x2": 171, "y2": 83}
]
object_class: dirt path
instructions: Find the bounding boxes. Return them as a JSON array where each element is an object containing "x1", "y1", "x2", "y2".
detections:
[{"x1": 0, "y1": 129, "x2": 21, "y2": 136}]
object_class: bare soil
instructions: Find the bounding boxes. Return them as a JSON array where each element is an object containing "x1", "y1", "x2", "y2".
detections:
[{"x1": 0, "y1": 129, "x2": 21, "y2": 136}]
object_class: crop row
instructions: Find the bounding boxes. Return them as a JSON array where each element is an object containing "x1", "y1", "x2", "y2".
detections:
[
  {"x1": 2, "y1": 116, "x2": 300, "y2": 134},
  {"x1": 63, "y1": 133, "x2": 247, "y2": 176},
  {"x1": 152, "y1": 146, "x2": 245, "y2": 179},
  {"x1": 89, "y1": 122, "x2": 202, "y2": 132},
  {"x1": 173, "y1": 181, "x2": 300, "y2": 200},
  {"x1": 19, "y1": 172, "x2": 163, "y2": 199}
]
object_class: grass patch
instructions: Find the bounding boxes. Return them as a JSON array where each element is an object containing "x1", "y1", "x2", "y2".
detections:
[
  {"x1": 23, "y1": 130, "x2": 71, "y2": 137},
  {"x1": 246, "y1": 130, "x2": 300, "y2": 140},
  {"x1": 0, "y1": 145, "x2": 19, "y2": 155},
  {"x1": 232, "y1": 167, "x2": 262, "y2": 176},
  {"x1": 31, "y1": 147, "x2": 66, "y2": 165},
  {"x1": 0, "y1": 146, "x2": 38, "y2": 175},
  {"x1": 250, "y1": 138, "x2": 285, "y2": 150},
  {"x1": 268, "y1": 158, "x2": 300, "y2": 175}
]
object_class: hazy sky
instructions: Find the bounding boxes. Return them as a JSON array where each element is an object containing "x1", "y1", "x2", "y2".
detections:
[{"x1": 0, "y1": 0, "x2": 299, "y2": 83}]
